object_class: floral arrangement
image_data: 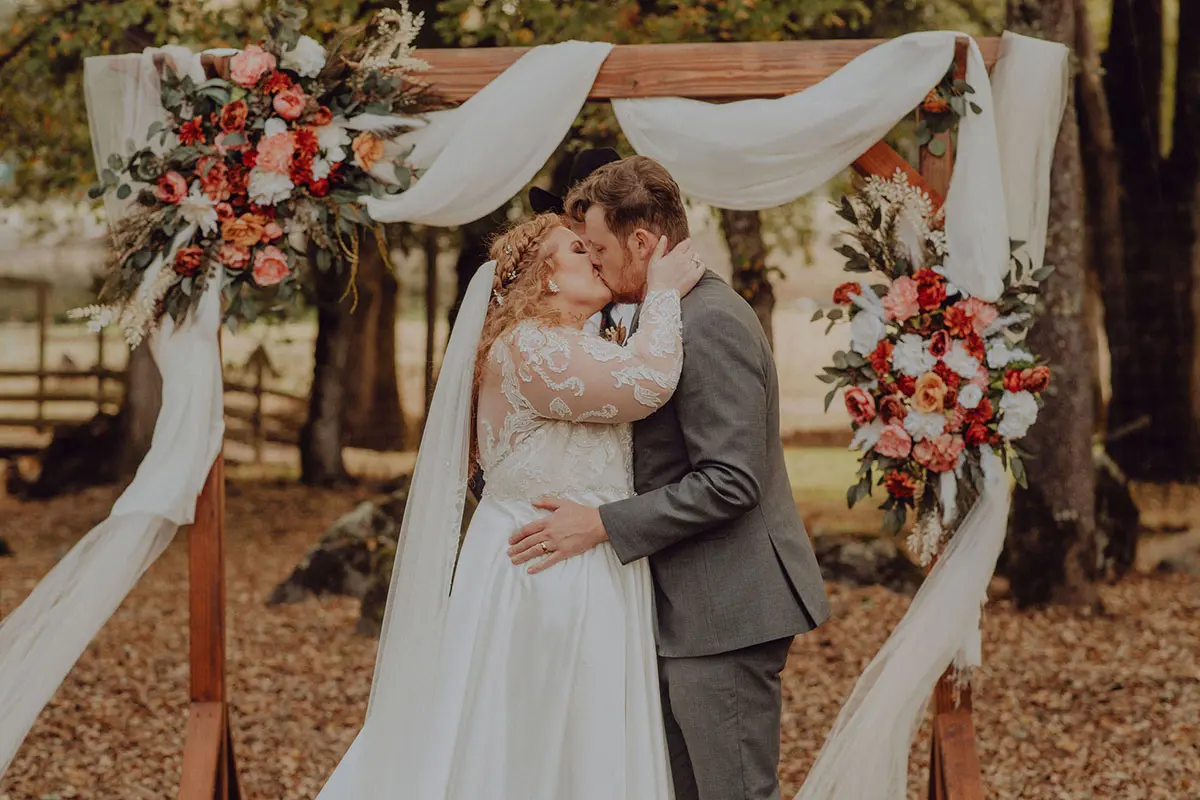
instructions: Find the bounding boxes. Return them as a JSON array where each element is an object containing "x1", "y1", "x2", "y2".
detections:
[
  {"x1": 74, "y1": 1, "x2": 433, "y2": 345},
  {"x1": 815, "y1": 170, "x2": 1053, "y2": 560}
]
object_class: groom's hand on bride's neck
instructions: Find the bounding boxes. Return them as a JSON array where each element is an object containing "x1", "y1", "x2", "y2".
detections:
[{"x1": 508, "y1": 498, "x2": 608, "y2": 574}]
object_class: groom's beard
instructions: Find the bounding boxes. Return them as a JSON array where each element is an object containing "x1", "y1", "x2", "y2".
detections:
[{"x1": 608, "y1": 247, "x2": 649, "y2": 304}]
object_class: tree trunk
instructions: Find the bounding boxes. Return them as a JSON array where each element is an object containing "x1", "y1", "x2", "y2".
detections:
[
  {"x1": 118, "y1": 341, "x2": 162, "y2": 474},
  {"x1": 718, "y1": 208, "x2": 776, "y2": 348},
  {"x1": 1173, "y1": 2, "x2": 1200, "y2": 464},
  {"x1": 1101, "y1": 0, "x2": 1200, "y2": 480},
  {"x1": 300, "y1": 254, "x2": 354, "y2": 486},
  {"x1": 341, "y1": 232, "x2": 406, "y2": 451},
  {"x1": 450, "y1": 211, "x2": 508, "y2": 328},
  {"x1": 1005, "y1": 0, "x2": 1101, "y2": 608}
]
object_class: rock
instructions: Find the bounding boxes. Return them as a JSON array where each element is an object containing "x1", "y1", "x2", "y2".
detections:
[
  {"x1": 813, "y1": 534, "x2": 925, "y2": 596},
  {"x1": 7, "y1": 413, "x2": 124, "y2": 500},
  {"x1": 0, "y1": 536, "x2": 12, "y2": 557},
  {"x1": 269, "y1": 474, "x2": 477, "y2": 637}
]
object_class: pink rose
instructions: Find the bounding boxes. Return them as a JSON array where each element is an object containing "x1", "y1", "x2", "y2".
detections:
[
  {"x1": 272, "y1": 85, "x2": 308, "y2": 120},
  {"x1": 154, "y1": 171, "x2": 188, "y2": 204},
  {"x1": 253, "y1": 245, "x2": 290, "y2": 286},
  {"x1": 262, "y1": 221, "x2": 284, "y2": 242},
  {"x1": 882, "y1": 276, "x2": 920, "y2": 322},
  {"x1": 844, "y1": 387, "x2": 877, "y2": 426},
  {"x1": 874, "y1": 424, "x2": 912, "y2": 459},
  {"x1": 971, "y1": 366, "x2": 990, "y2": 391},
  {"x1": 960, "y1": 297, "x2": 1000, "y2": 335},
  {"x1": 913, "y1": 433, "x2": 966, "y2": 473},
  {"x1": 256, "y1": 133, "x2": 295, "y2": 175},
  {"x1": 218, "y1": 244, "x2": 250, "y2": 270},
  {"x1": 230, "y1": 44, "x2": 277, "y2": 88}
]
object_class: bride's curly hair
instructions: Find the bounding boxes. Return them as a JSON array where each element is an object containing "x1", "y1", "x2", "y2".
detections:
[{"x1": 471, "y1": 213, "x2": 565, "y2": 458}]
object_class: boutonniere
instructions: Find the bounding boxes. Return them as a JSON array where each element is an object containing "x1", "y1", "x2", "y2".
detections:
[{"x1": 602, "y1": 320, "x2": 628, "y2": 346}]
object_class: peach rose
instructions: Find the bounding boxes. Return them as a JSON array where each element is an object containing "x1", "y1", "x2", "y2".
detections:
[
  {"x1": 155, "y1": 171, "x2": 188, "y2": 204},
  {"x1": 256, "y1": 133, "x2": 295, "y2": 175},
  {"x1": 882, "y1": 276, "x2": 920, "y2": 322},
  {"x1": 1021, "y1": 365, "x2": 1051, "y2": 393},
  {"x1": 230, "y1": 44, "x2": 277, "y2": 88},
  {"x1": 218, "y1": 244, "x2": 250, "y2": 270},
  {"x1": 173, "y1": 245, "x2": 205, "y2": 277},
  {"x1": 222, "y1": 213, "x2": 268, "y2": 249},
  {"x1": 874, "y1": 424, "x2": 912, "y2": 459},
  {"x1": 215, "y1": 202, "x2": 235, "y2": 221},
  {"x1": 352, "y1": 133, "x2": 385, "y2": 170},
  {"x1": 960, "y1": 297, "x2": 999, "y2": 335},
  {"x1": 262, "y1": 221, "x2": 284, "y2": 242},
  {"x1": 252, "y1": 245, "x2": 290, "y2": 286},
  {"x1": 912, "y1": 372, "x2": 948, "y2": 414},
  {"x1": 844, "y1": 387, "x2": 877, "y2": 426},
  {"x1": 312, "y1": 106, "x2": 333, "y2": 127},
  {"x1": 913, "y1": 433, "x2": 966, "y2": 473},
  {"x1": 273, "y1": 85, "x2": 308, "y2": 120},
  {"x1": 198, "y1": 157, "x2": 230, "y2": 202}
]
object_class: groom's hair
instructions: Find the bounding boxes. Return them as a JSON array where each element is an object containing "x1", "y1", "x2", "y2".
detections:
[{"x1": 565, "y1": 156, "x2": 690, "y2": 247}]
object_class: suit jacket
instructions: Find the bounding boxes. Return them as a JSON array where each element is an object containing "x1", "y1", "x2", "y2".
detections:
[{"x1": 600, "y1": 272, "x2": 830, "y2": 658}]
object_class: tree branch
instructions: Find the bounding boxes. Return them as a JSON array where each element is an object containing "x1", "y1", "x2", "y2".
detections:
[{"x1": 0, "y1": 0, "x2": 91, "y2": 73}]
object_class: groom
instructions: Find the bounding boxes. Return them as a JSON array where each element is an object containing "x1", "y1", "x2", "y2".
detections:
[{"x1": 509, "y1": 155, "x2": 830, "y2": 800}]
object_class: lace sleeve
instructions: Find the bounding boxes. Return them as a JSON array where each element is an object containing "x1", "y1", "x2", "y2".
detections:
[{"x1": 504, "y1": 289, "x2": 683, "y2": 424}]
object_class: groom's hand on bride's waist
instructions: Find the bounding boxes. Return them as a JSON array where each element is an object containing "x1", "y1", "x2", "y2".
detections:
[{"x1": 508, "y1": 499, "x2": 608, "y2": 574}]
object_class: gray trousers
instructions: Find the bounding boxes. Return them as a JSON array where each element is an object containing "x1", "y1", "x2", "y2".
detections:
[{"x1": 659, "y1": 636, "x2": 794, "y2": 800}]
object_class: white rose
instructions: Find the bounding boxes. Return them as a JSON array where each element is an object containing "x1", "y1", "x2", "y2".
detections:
[
  {"x1": 179, "y1": 182, "x2": 218, "y2": 235},
  {"x1": 987, "y1": 340, "x2": 1034, "y2": 369},
  {"x1": 893, "y1": 333, "x2": 937, "y2": 377},
  {"x1": 943, "y1": 340, "x2": 981, "y2": 379},
  {"x1": 904, "y1": 409, "x2": 946, "y2": 442},
  {"x1": 850, "y1": 310, "x2": 887, "y2": 356},
  {"x1": 311, "y1": 156, "x2": 331, "y2": 181},
  {"x1": 264, "y1": 117, "x2": 289, "y2": 138},
  {"x1": 281, "y1": 35, "x2": 327, "y2": 78},
  {"x1": 317, "y1": 122, "x2": 351, "y2": 163},
  {"x1": 957, "y1": 383, "x2": 984, "y2": 410},
  {"x1": 247, "y1": 169, "x2": 294, "y2": 206},
  {"x1": 998, "y1": 390, "x2": 1039, "y2": 440}
]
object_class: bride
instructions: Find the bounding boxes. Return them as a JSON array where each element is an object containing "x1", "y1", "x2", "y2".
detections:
[{"x1": 317, "y1": 212, "x2": 704, "y2": 799}]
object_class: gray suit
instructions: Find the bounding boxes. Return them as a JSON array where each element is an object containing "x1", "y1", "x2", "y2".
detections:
[{"x1": 600, "y1": 272, "x2": 830, "y2": 800}]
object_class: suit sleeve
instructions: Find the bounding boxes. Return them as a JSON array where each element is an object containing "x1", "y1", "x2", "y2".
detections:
[{"x1": 599, "y1": 301, "x2": 770, "y2": 564}]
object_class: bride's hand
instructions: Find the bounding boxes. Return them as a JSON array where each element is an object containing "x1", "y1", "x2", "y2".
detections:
[{"x1": 646, "y1": 236, "x2": 705, "y2": 297}]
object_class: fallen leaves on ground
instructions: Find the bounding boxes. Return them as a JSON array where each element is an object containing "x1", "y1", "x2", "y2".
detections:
[{"x1": 1, "y1": 480, "x2": 1197, "y2": 799}]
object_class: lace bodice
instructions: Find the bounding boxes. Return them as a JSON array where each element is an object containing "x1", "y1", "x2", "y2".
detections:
[{"x1": 476, "y1": 289, "x2": 683, "y2": 502}]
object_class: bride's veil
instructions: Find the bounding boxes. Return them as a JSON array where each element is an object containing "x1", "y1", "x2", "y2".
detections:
[{"x1": 321, "y1": 260, "x2": 496, "y2": 795}]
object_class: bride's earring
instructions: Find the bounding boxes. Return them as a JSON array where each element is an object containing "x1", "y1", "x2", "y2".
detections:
[{"x1": 547, "y1": 279, "x2": 560, "y2": 294}]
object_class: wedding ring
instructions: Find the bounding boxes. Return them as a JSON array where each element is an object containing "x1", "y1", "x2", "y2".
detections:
[{"x1": 539, "y1": 542, "x2": 551, "y2": 554}]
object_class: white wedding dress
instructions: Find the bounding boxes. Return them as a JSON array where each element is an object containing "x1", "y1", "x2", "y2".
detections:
[{"x1": 318, "y1": 286, "x2": 681, "y2": 799}]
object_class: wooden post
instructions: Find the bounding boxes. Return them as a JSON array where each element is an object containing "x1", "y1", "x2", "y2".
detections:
[
  {"x1": 918, "y1": 37, "x2": 986, "y2": 800},
  {"x1": 96, "y1": 327, "x2": 106, "y2": 414},
  {"x1": 35, "y1": 283, "x2": 47, "y2": 432}
]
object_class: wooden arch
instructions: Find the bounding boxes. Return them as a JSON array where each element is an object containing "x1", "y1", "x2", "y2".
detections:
[{"x1": 180, "y1": 35, "x2": 1001, "y2": 800}]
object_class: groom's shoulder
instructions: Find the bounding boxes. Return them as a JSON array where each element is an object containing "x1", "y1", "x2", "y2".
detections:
[{"x1": 682, "y1": 272, "x2": 760, "y2": 334}]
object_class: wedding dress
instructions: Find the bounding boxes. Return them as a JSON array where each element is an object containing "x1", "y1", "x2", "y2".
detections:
[{"x1": 317, "y1": 283, "x2": 681, "y2": 799}]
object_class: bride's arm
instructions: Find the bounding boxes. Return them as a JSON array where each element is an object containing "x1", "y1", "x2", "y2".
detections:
[{"x1": 504, "y1": 289, "x2": 683, "y2": 424}]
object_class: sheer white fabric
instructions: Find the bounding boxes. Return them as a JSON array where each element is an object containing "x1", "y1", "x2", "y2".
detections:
[{"x1": 317, "y1": 271, "x2": 679, "y2": 798}]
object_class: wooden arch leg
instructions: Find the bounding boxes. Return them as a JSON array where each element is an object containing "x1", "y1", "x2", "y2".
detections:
[{"x1": 179, "y1": 455, "x2": 243, "y2": 799}]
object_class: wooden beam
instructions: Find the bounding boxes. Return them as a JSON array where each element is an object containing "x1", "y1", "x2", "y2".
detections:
[
  {"x1": 852, "y1": 141, "x2": 944, "y2": 206},
  {"x1": 418, "y1": 38, "x2": 1001, "y2": 102}
]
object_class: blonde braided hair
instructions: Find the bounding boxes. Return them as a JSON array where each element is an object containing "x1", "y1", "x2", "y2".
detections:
[{"x1": 471, "y1": 213, "x2": 565, "y2": 462}]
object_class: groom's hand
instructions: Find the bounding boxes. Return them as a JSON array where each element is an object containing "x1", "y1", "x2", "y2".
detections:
[{"x1": 508, "y1": 499, "x2": 609, "y2": 574}]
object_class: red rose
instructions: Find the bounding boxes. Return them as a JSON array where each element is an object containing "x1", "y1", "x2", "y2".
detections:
[
  {"x1": 928, "y1": 329, "x2": 951, "y2": 359},
  {"x1": 241, "y1": 149, "x2": 258, "y2": 170},
  {"x1": 312, "y1": 106, "x2": 333, "y2": 127},
  {"x1": 869, "y1": 340, "x2": 894, "y2": 376},
  {"x1": 964, "y1": 333, "x2": 987, "y2": 361},
  {"x1": 884, "y1": 470, "x2": 918, "y2": 499},
  {"x1": 293, "y1": 128, "x2": 319, "y2": 158},
  {"x1": 879, "y1": 394, "x2": 906, "y2": 425},
  {"x1": 154, "y1": 171, "x2": 188, "y2": 204},
  {"x1": 262, "y1": 70, "x2": 293, "y2": 95},
  {"x1": 220, "y1": 100, "x2": 249, "y2": 133},
  {"x1": 290, "y1": 154, "x2": 314, "y2": 186},
  {"x1": 933, "y1": 361, "x2": 962, "y2": 389},
  {"x1": 964, "y1": 422, "x2": 990, "y2": 446},
  {"x1": 173, "y1": 245, "x2": 206, "y2": 277},
  {"x1": 845, "y1": 387, "x2": 877, "y2": 426},
  {"x1": 943, "y1": 303, "x2": 974, "y2": 339},
  {"x1": 914, "y1": 268, "x2": 947, "y2": 311},
  {"x1": 178, "y1": 116, "x2": 205, "y2": 146},
  {"x1": 896, "y1": 374, "x2": 917, "y2": 397},
  {"x1": 1021, "y1": 365, "x2": 1051, "y2": 393},
  {"x1": 968, "y1": 397, "x2": 994, "y2": 423},
  {"x1": 1003, "y1": 370, "x2": 1024, "y2": 393},
  {"x1": 309, "y1": 179, "x2": 329, "y2": 197},
  {"x1": 833, "y1": 281, "x2": 861, "y2": 305}
]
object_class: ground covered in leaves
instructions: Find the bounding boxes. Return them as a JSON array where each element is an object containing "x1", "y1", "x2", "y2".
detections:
[{"x1": 1, "y1": 479, "x2": 1197, "y2": 800}]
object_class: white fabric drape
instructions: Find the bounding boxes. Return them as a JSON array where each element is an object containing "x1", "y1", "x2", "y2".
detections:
[
  {"x1": 3, "y1": 31, "x2": 1066, "y2": 798},
  {"x1": 0, "y1": 48, "x2": 225, "y2": 776}
]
